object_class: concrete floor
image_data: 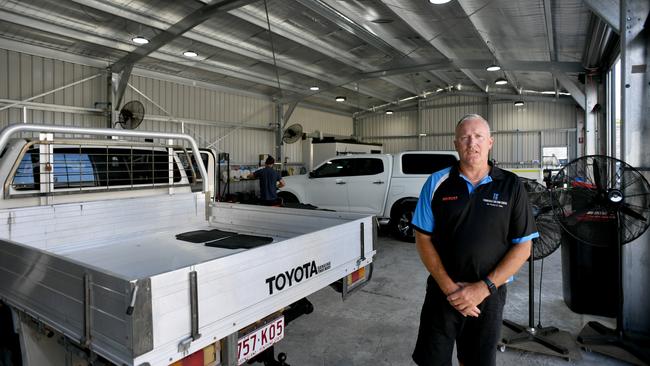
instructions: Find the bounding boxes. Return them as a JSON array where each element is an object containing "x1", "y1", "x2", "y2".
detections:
[{"x1": 275, "y1": 233, "x2": 631, "y2": 366}]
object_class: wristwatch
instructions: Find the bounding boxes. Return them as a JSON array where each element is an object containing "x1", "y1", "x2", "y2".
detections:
[{"x1": 483, "y1": 277, "x2": 497, "y2": 295}]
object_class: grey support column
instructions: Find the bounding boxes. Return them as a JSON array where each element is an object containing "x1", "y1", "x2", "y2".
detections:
[{"x1": 621, "y1": 0, "x2": 650, "y2": 335}]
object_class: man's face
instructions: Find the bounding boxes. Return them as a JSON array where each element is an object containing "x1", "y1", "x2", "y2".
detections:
[{"x1": 454, "y1": 118, "x2": 493, "y2": 166}]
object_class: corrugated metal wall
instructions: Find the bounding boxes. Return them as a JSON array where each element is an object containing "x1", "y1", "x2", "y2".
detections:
[
  {"x1": 0, "y1": 49, "x2": 353, "y2": 168},
  {"x1": 0, "y1": 49, "x2": 106, "y2": 130},
  {"x1": 123, "y1": 74, "x2": 276, "y2": 164},
  {"x1": 355, "y1": 94, "x2": 577, "y2": 163}
]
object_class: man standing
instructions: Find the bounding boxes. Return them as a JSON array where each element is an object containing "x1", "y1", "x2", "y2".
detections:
[
  {"x1": 411, "y1": 114, "x2": 538, "y2": 366},
  {"x1": 253, "y1": 156, "x2": 285, "y2": 206}
]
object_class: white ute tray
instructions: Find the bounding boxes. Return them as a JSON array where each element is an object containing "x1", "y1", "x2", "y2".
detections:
[{"x1": 0, "y1": 192, "x2": 375, "y2": 365}]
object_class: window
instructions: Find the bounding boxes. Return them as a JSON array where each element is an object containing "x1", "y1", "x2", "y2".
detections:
[
  {"x1": 12, "y1": 149, "x2": 39, "y2": 190},
  {"x1": 401, "y1": 154, "x2": 457, "y2": 174},
  {"x1": 349, "y1": 158, "x2": 384, "y2": 176},
  {"x1": 11, "y1": 145, "x2": 182, "y2": 193},
  {"x1": 178, "y1": 151, "x2": 209, "y2": 183},
  {"x1": 53, "y1": 151, "x2": 95, "y2": 188},
  {"x1": 312, "y1": 158, "x2": 354, "y2": 178}
]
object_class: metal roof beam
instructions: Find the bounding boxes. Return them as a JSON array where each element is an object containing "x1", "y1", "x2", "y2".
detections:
[
  {"x1": 543, "y1": 0, "x2": 559, "y2": 96},
  {"x1": 110, "y1": 0, "x2": 258, "y2": 73},
  {"x1": 71, "y1": 0, "x2": 395, "y2": 102},
  {"x1": 553, "y1": 72, "x2": 586, "y2": 109},
  {"x1": 456, "y1": 0, "x2": 519, "y2": 93},
  {"x1": 584, "y1": 0, "x2": 620, "y2": 33},
  {"x1": 294, "y1": 0, "x2": 398, "y2": 57},
  {"x1": 291, "y1": 0, "x2": 422, "y2": 95},
  {"x1": 383, "y1": 2, "x2": 486, "y2": 91},
  {"x1": 362, "y1": 60, "x2": 584, "y2": 78},
  {"x1": 0, "y1": 9, "x2": 346, "y2": 101},
  {"x1": 229, "y1": 8, "x2": 409, "y2": 99}
]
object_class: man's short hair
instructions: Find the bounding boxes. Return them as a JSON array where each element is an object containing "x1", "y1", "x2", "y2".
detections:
[
  {"x1": 265, "y1": 156, "x2": 275, "y2": 165},
  {"x1": 456, "y1": 114, "x2": 489, "y2": 128}
]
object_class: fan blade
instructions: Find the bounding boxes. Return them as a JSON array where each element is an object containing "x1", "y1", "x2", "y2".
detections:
[
  {"x1": 619, "y1": 203, "x2": 647, "y2": 222},
  {"x1": 593, "y1": 158, "x2": 604, "y2": 191}
]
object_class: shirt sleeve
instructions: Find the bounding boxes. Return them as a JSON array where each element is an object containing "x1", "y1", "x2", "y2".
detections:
[
  {"x1": 508, "y1": 179, "x2": 540, "y2": 244},
  {"x1": 411, "y1": 175, "x2": 435, "y2": 235}
]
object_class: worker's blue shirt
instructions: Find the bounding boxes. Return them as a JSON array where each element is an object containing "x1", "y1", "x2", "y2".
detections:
[
  {"x1": 412, "y1": 163, "x2": 539, "y2": 282},
  {"x1": 254, "y1": 166, "x2": 282, "y2": 201}
]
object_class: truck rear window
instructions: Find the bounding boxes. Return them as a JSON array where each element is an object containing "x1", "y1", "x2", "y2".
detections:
[
  {"x1": 12, "y1": 146, "x2": 182, "y2": 191},
  {"x1": 401, "y1": 154, "x2": 457, "y2": 175}
]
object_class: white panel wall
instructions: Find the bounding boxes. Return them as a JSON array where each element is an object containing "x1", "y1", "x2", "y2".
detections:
[
  {"x1": 355, "y1": 94, "x2": 578, "y2": 164},
  {"x1": 283, "y1": 106, "x2": 353, "y2": 165}
]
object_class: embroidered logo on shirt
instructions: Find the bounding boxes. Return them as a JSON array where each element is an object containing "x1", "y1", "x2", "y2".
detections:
[
  {"x1": 483, "y1": 196, "x2": 508, "y2": 208},
  {"x1": 442, "y1": 196, "x2": 458, "y2": 201}
]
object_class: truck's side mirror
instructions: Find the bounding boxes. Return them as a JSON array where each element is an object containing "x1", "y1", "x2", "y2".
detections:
[{"x1": 308, "y1": 171, "x2": 316, "y2": 178}]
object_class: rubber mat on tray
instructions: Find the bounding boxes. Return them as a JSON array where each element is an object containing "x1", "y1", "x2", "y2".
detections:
[
  {"x1": 176, "y1": 229, "x2": 237, "y2": 243},
  {"x1": 205, "y1": 234, "x2": 273, "y2": 249}
]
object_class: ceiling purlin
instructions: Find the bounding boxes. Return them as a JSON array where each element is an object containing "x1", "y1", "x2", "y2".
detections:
[
  {"x1": 382, "y1": 1, "x2": 487, "y2": 92},
  {"x1": 543, "y1": 0, "x2": 560, "y2": 97},
  {"x1": 72, "y1": 0, "x2": 395, "y2": 103},
  {"x1": 0, "y1": 7, "x2": 333, "y2": 97},
  {"x1": 264, "y1": 0, "x2": 423, "y2": 95},
  {"x1": 229, "y1": 7, "x2": 411, "y2": 100},
  {"x1": 455, "y1": 0, "x2": 520, "y2": 94},
  {"x1": 111, "y1": 0, "x2": 258, "y2": 73},
  {"x1": 362, "y1": 60, "x2": 584, "y2": 78}
]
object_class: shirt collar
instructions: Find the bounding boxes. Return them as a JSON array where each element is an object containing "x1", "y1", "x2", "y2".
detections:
[{"x1": 452, "y1": 161, "x2": 503, "y2": 190}]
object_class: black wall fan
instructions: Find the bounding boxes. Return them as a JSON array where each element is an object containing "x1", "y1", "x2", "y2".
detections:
[
  {"x1": 501, "y1": 178, "x2": 570, "y2": 356},
  {"x1": 551, "y1": 155, "x2": 650, "y2": 363},
  {"x1": 115, "y1": 100, "x2": 145, "y2": 130},
  {"x1": 282, "y1": 123, "x2": 303, "y2": 144}
]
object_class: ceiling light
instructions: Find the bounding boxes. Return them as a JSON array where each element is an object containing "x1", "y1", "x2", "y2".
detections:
[
  {"x1": 385, "y1": 110, "x2": 394, "y2": 115},
  {"x1": 183, "y1": 51, "x2": 198, "y2": 57},
  {"x1": 419, "y1": 133, "x2": 427, "y2": 137},
  {"x1": 541, "y1": 91, "x2": 556, "y2": 95},
  {"x1": 335, "y1": 96, "x2": 346, "y2": 102},
  {"x1": 131, "y1": 36, "x2": 149, "y2": 44},
  {"x1": 429, "y1": 0, "x2": 452, "y2": 4},
  {"x1": 309, "y1": 86, "x2": 319, "y2": 91},
  {"x1": 514, "y1": 100, "x2": 525, "y2": 107},
  {"x1": 486, "y1": 64, "x2": 501, "y2": 72},
  {"x1": 436, "y1": 88, "x2": 443, "y2": 92},
  {"x1": 495, "y1": 77, "x2": 508, "y2": 85}
]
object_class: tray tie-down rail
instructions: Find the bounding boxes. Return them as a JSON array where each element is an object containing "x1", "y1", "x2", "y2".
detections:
[{"x1": 178, "y1": 270, "x2": 201, "y2": 353}]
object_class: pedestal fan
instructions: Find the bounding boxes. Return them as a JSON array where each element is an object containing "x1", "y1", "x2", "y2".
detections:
[
  {"x1": 551, "y1": 155, "x2": 650, "y2": 364},
  {"x1": 501, "y1": 178, "x2": 570, "y2": 356}
]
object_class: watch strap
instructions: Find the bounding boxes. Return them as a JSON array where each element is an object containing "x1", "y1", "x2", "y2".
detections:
[{"x1": 483, "y1": 277, "x2": 497, "y2": 295}]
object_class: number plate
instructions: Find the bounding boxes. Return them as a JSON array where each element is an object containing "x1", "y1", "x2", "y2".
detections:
[{"x1": 237, "y1": 316, "x2": 285, "y2": 365}]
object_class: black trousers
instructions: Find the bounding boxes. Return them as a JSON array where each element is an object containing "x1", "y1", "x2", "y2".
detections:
[{"x1": 412, "y1": 277, "x2": 507, "y2": 366}]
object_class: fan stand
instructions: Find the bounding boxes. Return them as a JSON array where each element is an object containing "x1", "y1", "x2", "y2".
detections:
[
  {"x1": 577, "y1": 210, "x2": 650, "y2": 364},
  {"x1": 501, "y1": 244, "x2": 570, "y2": 356}
]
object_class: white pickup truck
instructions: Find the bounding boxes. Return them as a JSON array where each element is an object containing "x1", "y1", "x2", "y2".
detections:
[
  {"x1": 0, "y1": 124, "x2": 375, "y2": 366},
  {"x1": 278, "y1": 151, "x2": 459, "y2": 241}
]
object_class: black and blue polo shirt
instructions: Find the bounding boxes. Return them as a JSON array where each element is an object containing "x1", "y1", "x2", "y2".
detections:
[{"x1": 412, "y1": 163, "x2": 539, "y2": 283}]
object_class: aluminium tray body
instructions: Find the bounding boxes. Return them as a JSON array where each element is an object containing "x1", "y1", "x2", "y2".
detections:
[{"x1": 0, "y1": 193, "x2": 375, "y2": 365}]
